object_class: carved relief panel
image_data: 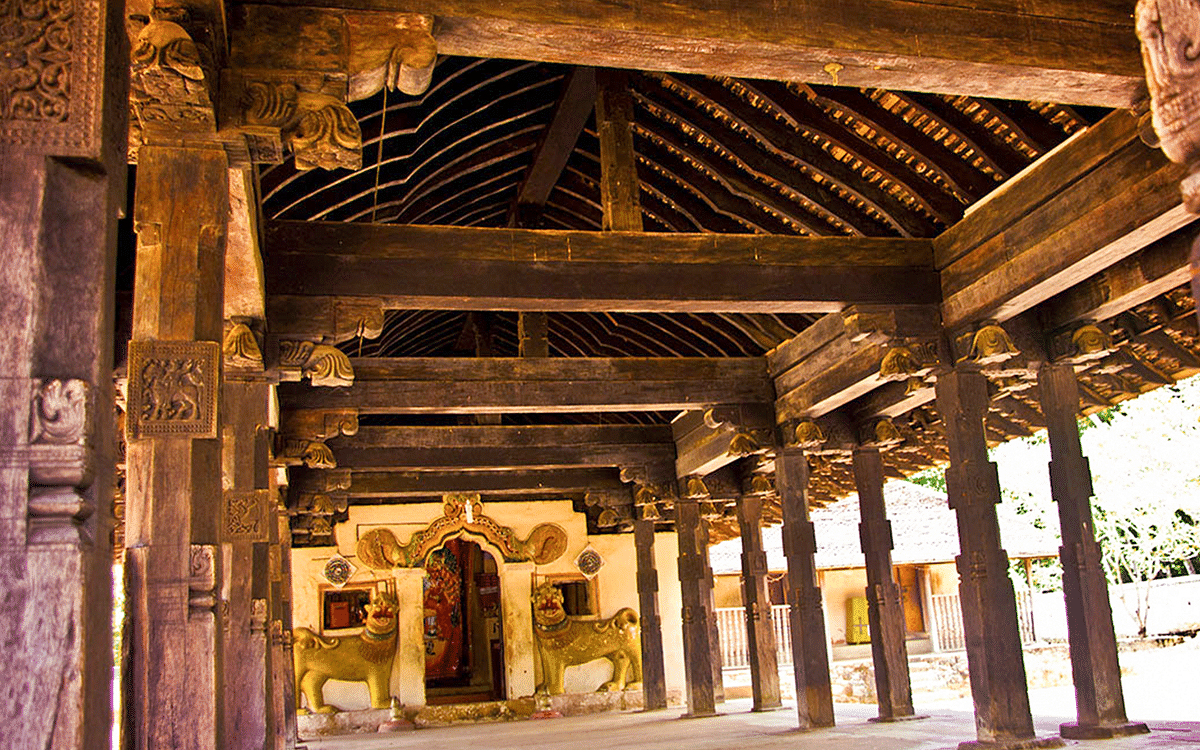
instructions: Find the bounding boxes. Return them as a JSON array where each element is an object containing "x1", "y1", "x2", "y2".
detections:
[{"x1": 126, "y1": 340, "x2": 220, "y2": 439}]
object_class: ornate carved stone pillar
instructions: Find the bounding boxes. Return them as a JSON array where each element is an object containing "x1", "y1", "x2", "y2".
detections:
[
  {"x1": 0, "y1": 0, "x2": 126, "y2": 746},
  {"x1": 851, "y1": 447, "x2": 916, "y2": 722},
  {"x1": 935, "y1": 370, "x2": 1061, "y2": 750},
  {"x1": 1038, "y1": 364, "x2": 1149, "y2": 740},
  {"x1": 735, "y1": 490, "x2": 783, "y2": 712},
  {"x1": 773, "y1": 449, "x2": 835, "y2": 729},
  {"x1": 125, "y1": 143, "x2": 231, "y2": 750},
  {"x1": 675, "y1": 493, "x2": 717, "y2": 717},
  {"x1": 634, "y1": 515, "x2": 669, "y2": 710}
]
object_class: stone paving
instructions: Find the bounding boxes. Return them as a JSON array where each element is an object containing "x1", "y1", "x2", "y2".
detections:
[{"x1": 304, "y1": 638, "x2": 1199, "y2": 750}]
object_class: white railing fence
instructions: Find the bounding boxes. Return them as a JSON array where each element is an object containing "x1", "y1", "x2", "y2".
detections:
[{"x1": 714, "y1": 605, "x2": 793, "y2": 669}]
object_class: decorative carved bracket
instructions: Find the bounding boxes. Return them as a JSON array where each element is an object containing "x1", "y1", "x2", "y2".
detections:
[
  {"x1": 223, "y1": 320, "x2": 264, "y2": 370},
  {"x1": 278, "y1": 438, "x2": 337, "y2": 469},
  {"x1": 346, "y1": 13, "x2": 437, "y2": 99},
  {"x1": 953, "y1": 321, "x2": 1019, "y2": 366},
  {"x1": 1137, "y1": 0, "x2": 1200, "y2": 211},
  {"x1": 278, "y1": 340, "x2": 354, "y2": 387},
  {"x1": 1049, "y1": 323, "x2": 1118, "y2": 364},
  {"x1": 239, "y1": 81, "x2": 362, "y2": 170},
  {"x1": 280, "y1": 409, "x2": 359, "y2": 442},
  {"x1": 128, "y1": 14, "x2": 217, "y2": 149},
  {"x1": 857, "y1": 418, "x2": 905, "y2": 450}
]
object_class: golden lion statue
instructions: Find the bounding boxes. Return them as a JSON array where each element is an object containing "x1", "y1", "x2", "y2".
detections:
[
  {"x1": 531, "y1": 582, "x2": 642, "y2": 695},
  {"x1": 294, "y1": 588, "x2": 398, "y2": 713}
]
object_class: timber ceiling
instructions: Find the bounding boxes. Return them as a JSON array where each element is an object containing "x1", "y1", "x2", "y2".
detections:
[{"x1": 240, "y1": 56, "x2": 1197, "y2": 546}]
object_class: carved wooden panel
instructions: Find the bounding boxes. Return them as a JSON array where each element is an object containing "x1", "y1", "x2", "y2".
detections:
[
  {"x1": 126, "y1": 340, "x2": 220, "y2": 439},
  {"x1": 224, "y1": 489, "x2": 271, "y2": 542},
  {"x1": 0, "y1": 0, "x2": 106, "y2": 156}
]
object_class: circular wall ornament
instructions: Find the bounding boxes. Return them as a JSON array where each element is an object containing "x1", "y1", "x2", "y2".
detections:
[
  {"x1": 323, "y1": 554, "x2": 356, "y2": 587},
  {"x1": 526, "y1": 523, "x2": 568, "y2": 565},
  {"x1": 575, "y1": 546, "x2": 605, "y2": 578}
]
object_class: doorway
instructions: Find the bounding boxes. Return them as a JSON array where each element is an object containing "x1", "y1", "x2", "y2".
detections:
[{"x1": 423, "y1": 539, "x2": 506, "y2": 704}]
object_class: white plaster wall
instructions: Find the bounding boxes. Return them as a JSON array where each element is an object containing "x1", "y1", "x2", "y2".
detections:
[
  {"x1": 1032, "y1": 573, "x2": 1200, "y2": 640},
  {"x1": 291, "y1": 499, "x2": 689, "y2": 704}
]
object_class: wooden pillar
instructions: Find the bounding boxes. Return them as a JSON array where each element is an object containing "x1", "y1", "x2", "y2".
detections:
[
  {"x1": 675, "y1": 495, "x2": 717, "y2": 717},
  {"x1": 736, "y1": 492, "x2": 783, "y2": 711},
  {"x1": 0, "y1": 1, "x2": 125, "y2": 745},
  {"x1": 269, "y1": 500, "x2": 299, "y2": 750},
  {"x1": 774, "y1": 449, "x2": 835, "y2": 729},
  {"x1": 851, "y1": 447, "x2": 916, "y2": 721},
  {"x1": 221, "y1": 381, "x2": 274, "y2": 749},
  {"x1": 700, "y1": 518, "x2": 726, "y2": 703},
  {"x1": 935, "y1": 370, "x2": 1061, "y2": 750},
  {"x1": 517, "y1": 312, "x2": 550, "y2": 357},
  {"x1": 595, "y1": 69, "x2": 642, "y2": 232},
  {"x1": 1038, "y1": 364, "x2": 1148, "y2": 740},
  {"x1": 634, "y1": 517, "x2": 669, "y2": 710},
  {"x1": 126, "y1": 144, "x2": 230, "y2": 750}
]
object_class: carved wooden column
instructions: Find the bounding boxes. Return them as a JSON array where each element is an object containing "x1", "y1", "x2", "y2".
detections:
[
  {"x1": 699, "y1": 516, "x2": 726, "y2": 704},
  {"x1": 220, "y1": 375, "x2": 274, "y2": 750},
  {"x1": 675, "y1": 492, "x2": 717, "y2": 717},
  {"x1": 269, "y1": 497, "x2": 299, "y2": 750},
  {"x1": 736, "y1": 490, "x2": 783, "y2": 711},
  {"x1": 634, "y1": 515, "x2": 669, "y2": 710},
  {"x1": 0, "y1": 1, "x2": 125, "y2": 746},
  {"x1": 1038, "y1": 364, "x2": 1149, "y2": 740},
  {"x1": 1137, "y1": 0, "x2": 1200, "y2": 327},
  {"x1": 774, "y1": 449, "x2": 835, "y2": 729},
  {"x1": 936, "y1": 370, "x2": 1061, "y2": 750},
  {"x1": 125, "y1": 143, "x2": 230, "y2": 750},
  {"x1": 851, "y1": 447, "x2": 916, "y2": 721}
]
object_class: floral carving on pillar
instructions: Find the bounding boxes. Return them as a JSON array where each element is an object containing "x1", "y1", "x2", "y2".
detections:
[
  {"x1": 1137, "y1": 0, "x2": 1200, "y2": 210},
  {"x1": 128, "y1": 16, "x2": 216, "y2": 139}
]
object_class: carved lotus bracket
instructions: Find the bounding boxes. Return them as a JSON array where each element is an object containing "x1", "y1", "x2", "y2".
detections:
[
  {"x1": 279, "y1": 438, "x2": 337, "y2": 469},
  {"x1": 240, "y1": 82, "x2": 362, "y2": 170},
  {"x1": 128, "y1": 15, "x2": 217, "y2": 148},
  {"x1": 278, "y1": 340, "x2": 354, "y2": 387},
  {"x1": 223, "y1": 321, "x2": 264, "y2": 370},
  {"x1": 281, "y1": 409, "x2": 359, "y2": 442},
  {"x1": 1137, "y1": 0, "x2": 1200, "y2": 210}
]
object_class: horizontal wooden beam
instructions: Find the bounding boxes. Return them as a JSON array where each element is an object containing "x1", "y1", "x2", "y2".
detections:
[
  {"x1": 672, "y1": 405, "x2": 774, "y2": 479},
  {"x1": 341, "y1": 467, "x2": 626, "y2": 497},
  {"x1": 938, "y1": 111, "x2": 1195, "y2": 329},
  {"x1": 264, "y1": 222, "x2": 937, "y2": 313},
  {"x1": 242, "y1": 1, "x2": 1144, "y2": 107},
  {"x1": 278, "y1": 357, "x2": 771, "y2": 414},
  {"x1": 327, "y1": 425, "x2": 674, "y2": 470}
]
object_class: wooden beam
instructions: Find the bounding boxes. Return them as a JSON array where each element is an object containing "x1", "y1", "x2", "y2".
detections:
[
  {"x1": 672, "y1": 405, "x2": 774, "y2": 479},
  {"x1": 326, "y1": 424, "x2": 675, "y2": 470},
  {"x1": 938, "y1": 111, "x2": 1194, "y2": 329},
  {"x1": 240, "y1": 1, "x2": 1145, "y2": 107},
  {"x1": 340, "y1": 467, "x2": 626, "y2": 497},
  {"x1": 278, "y1": 357, "x2": 771, "y2": 414},
  {"x1": 510, "y1": 66, "x2": 596, "y2": 224},
  {"x1": 596, "y1": 69, "x2": 643, "y2": 232},
  {"x1": 264, "y1": 222, "x2": 937, "y2": 313},
  {"x1": 770, "y1": 306, "x2": 941, "y2": 421},
  {"x1": 1038, "y1": 225, "x2": 1197, "y2": 330}
]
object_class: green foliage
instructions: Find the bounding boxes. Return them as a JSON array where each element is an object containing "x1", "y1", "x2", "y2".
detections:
[{"x1": 907, "y1": 466, "x2": 946, "y2": 494}]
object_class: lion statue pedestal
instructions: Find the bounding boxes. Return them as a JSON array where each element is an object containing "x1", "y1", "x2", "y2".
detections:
[
  {"x1": 294, "y1": 587, "x2": 399, "y2": 714},
  {"x1": 531, "y1": 582, "x2": 642, "y2": 696}
]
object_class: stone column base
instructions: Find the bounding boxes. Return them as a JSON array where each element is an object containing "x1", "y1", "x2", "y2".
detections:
[
  {"x1": 1060, "y1": 721, "x2": 1150, "y2": 740},
  {"x1": 958, "y1": 737, "x2": 1064, "y2": 750}
]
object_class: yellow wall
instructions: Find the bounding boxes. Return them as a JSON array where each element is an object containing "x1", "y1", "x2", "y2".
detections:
[{"x1": 291, "y1": 498, "x2": 685, "y2": 708}]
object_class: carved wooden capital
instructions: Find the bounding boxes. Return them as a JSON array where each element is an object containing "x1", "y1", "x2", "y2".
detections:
[
  {"x1": 128, "y1": 16, "x2": 217, "y2": 144},
  {"x1": 787, "y1": 419, "x2": 826, "y2": 450},
  {"x1": 223, "y1": 320, "x2": 264, "y2": 370},
  {"x1": 278, "y1": 340, "x2": 354, "y2": 387},
  {"x1": 281, "y1": 409, "x2": 359, "y2": 442},
  {"x1": 279, "y1": 438, "x2": 336, "y2": 469},
  {"x1": 857, "y1": 418, "x2": 904, "y2": 450},
  {"x1": 1137, "y1": 0, "x2": 1200, "y2": 210},
  {"x1": 126, "y1": 340, "x2": 220, "y2": 440},
  {"x1": 954, "y1": 322, "x2": 1019, "y2": 366},
  {"x1": 239, "y1": 81, "x2": 363, "y2": 170},
  {"x1": 681, "y1": 475, "x2": 710, "y2": 501},
  {"x1": 29, "y1": 378, "x2": 94, "y2": 488},
  {"x1": 346, "y1": 12, "x2": 437, "y2": 99},
  {"x1": 1050, "y1": 323, "x2": 1117, "y2": 364}
]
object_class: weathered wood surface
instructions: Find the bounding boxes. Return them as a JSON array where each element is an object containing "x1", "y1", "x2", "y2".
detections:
[
  {"x1": 851, "y1": 448, "x2": 914, "y2": 721},
  {"x1": 774, "y1": 450, "x2": 835, "y2": 729},
  {"x1": 634, "y1": 518, "x2": 669, "y2": 711},
  {"x1": 938, "y1": 111, "x2": 1192, "y2": 329},
  {"x1": 279, "y1": 357, "x2": 771, "y2": 413},
  {"x1": 771, "y1": 306, "x2": 940, "y2": 421},
  {"x1": 673, "y1": 406, "x2": 773, "y2": 479},
  {"x1": 513, "y1": 67, "x2": 596, "y2": 223},
  {"x1": 312, "y1": 467, "x2": 626, "y2": 497},
  {"x1": 675, "y1": 497, "x2": 717, "y2": 717},
  {"x1": 126, "y1": 144, "x2": 230, "y2": 750},
  {"x1": 327, "y1": 424, "x2": 674, "y2": 470},
  {"x1": 241, "y1": 0, "x2": 1144, "y2": 107},
  {"x1": 265, "y1": 223, "x2": 936, "y2": 313},
  {"x1": 1039, "y1": 364, "x2": 1147, "y2": 740},
  {"x1": 736, "y1": 493, "x2": 783, "y2": 712},
  {"x1": 935, "y1": 370, "x2": 1042, "y2": 746},
  {"x1": 0, "y1": 51, "x2": 124, "y2": 744},
  {"x1": 596, "y1": 69, "x2": 643, "y2": 232}
]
